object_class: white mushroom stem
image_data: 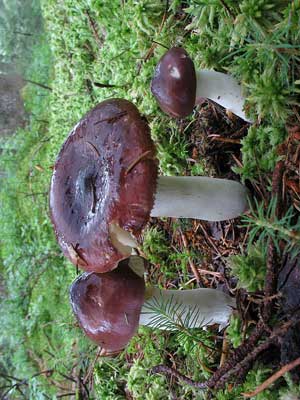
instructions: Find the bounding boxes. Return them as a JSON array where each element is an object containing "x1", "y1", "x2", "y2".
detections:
[
  {"x1": 139, "y1": 287, "x2": 235, "y2": 330},
  {"x1": 196, "y1": 69, "x2": 252, "y2": 122},
  {"x1": 151, "y1": 176, "x2": 249, "y2": 221}
]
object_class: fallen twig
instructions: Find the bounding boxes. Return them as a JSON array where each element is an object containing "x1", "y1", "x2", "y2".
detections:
[
  {"x1": 0, "y1": 370, "x2": 53, "y2": 400},
  {"x1": 150, "y1": 365, "x2": 207, "y2": 389},
  {"x1": 205, "y1": 321, "x2": 265, "y2": 388},
  {"x1": 208, "y1": 135, "x2": 241, "y2": 145},
  {"x1": 196, "y1": 222, "x2": 222, "y2": 258},
  {"x1": 83, "y1": 347, "x2": 102, "y2": 385},
  {"x1": 136, "y1": 0, "x2": 169, "y2": 73},
  {"x1": 263, "y1": 160, "x2": 285, "y2": 321},
  {"x1": 180, "y1": 231, "x2": 201, "y2": 284},
  {"x1": 219, "y1": 331, "x2": 229, "y2": 368},
  {"x1": 151, "y1": 321, "x2": 293, "y2": 391},
  {"x1": 214, "y1": 334, "x2": 279, "y2": 389},
  {"x1": 84, "y1": 9, "x2": 103, "y2": 48},
  {"x1": 23, "y1": 79, "x2": 52, "y2": 91},
  {"x1": 242, "y1": 357, "x2": 300, "y2": 398}
]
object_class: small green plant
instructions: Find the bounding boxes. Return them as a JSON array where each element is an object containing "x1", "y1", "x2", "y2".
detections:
[
  {"x1": 234, "y1": 124, "x2": 286, "y2": 181},
  {"x1": 242, "y1": 197, "x2": 300, "y2": 258},
  {"x1": 231, "y1": 0, "x2": 285, "y2": 47},
  {"x1": 246, "y1": 71, "x2": 295, "y2": 122},
  {"x1": 151, "y1": 120, "x2": 190, "y2": 176},
  {"x1": 226, "y1": 314, "x2": 243, "y2": 348},
  {"x1": 190, "y1": 161, "x2": 207, "y2": 176},
  {"x1": 229, "y1": 244, "x2": 267, "y2": 292},
  {"x1": 127, "y1": 359, "x2": 170, "y2": 400},
  {"x1": 94, "y1": 359, "x2": 128, "y2": 400},
  {"x1": 142, "y1": 224, "x2": 201, "y2": 285},
  {"x1": 122, "y1": 326, "x2": 170, "y2": 399},
  {"x1": 184, "y1": 0, "x2": 224, "y2": 34},
  {"x1": 141, "y1": 227, "x2": 170, "y2": 267},
  {"x1": 215, "y1": 365, "x2": 280, "y2": 399},
  {"x1": 169, "y1": 248, "x2": 200, "y2": 284}
]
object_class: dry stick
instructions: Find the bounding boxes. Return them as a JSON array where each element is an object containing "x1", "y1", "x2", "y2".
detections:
[
  {"x1": 84, "y1": 9, "x2": 103, "y2": 48},
  {"x1": 218, "y1": 0, "x2": 235, "y2": 18},
  {"x1": 209, "y1": 135, "x2": 241, "y2": 145},
  {"x1": 215, "y1": 335, "x2": 279, "y2": 390},
  {"x1": 13, "y1": 30, "x2": 33, "y2": 36},
  {"x1": 0, "y1": 373, "x2": 23, "y2": 382},
  {"x1": 23, "y1": 79, "x2": 52, "y2": 91},
  {"x1": 151, "y1": 365, "x2": 207, "y2": 389},
  {"x1": 240, "y1": 156, "x2": 298, "y2": 398},
  {"x1": 57, "y1": 371, "x2": 77, "y2": 384},
  {"x1": 137, "y1": 0, "x2": 168, "y2": 73},
  {"x1": 204, "y1": 321, "x2": 265, "y2": 389},
  {"x1": 263, "y1": 160, "x2": 285, "y2": 321},
  {"x1": 180, "y1": 231, "x2": 201, "y2": 284},
  {"x1": 153, "y1": 321, "x2": 293, "y2": 392},
  {"x1": 56, "y1": 393, "x2": 76, "y2": 399},
  {"x1": 196, "y1": 222, "x2": 222, "y2": 258},
  {"x1": 151, "y1": 336, "x2": 275, "y2": 391},
  {"x1": 76, "y1": 367, "x2": 89, "y2": 400},
  {"x1": 197, "y1": 269, "x2": 223, "y2": 279},
  {"x1": 0, "y1": 370, "x2": 53, "y2": 400},
  {"x1": 214, "y1": 320, "x2": 294, "y2": 390},
  {"x1": 219, "y1": 331, "x2": 230, "y2": 368},
  {"x1": 231, "y1": 153, "x2": 243, "y2": 169},
  {"x1": 86, "y1": 141, "x2": 101, "y2": 158},
  {"x1": 83, "y1": 347, "x2": 102, "y2": 385},
  {"x1": 151, "y1": 322, "x2": 266, "y2": 390},
  {"x1": 243, "y1": 357, "x2": 300, "y2": 398},
  {"x1": 125, "y1": 150, "x2": 152, "y2": 175}
]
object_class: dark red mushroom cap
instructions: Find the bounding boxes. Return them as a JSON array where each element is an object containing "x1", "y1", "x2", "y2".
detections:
[
  {"x1": 50, "y1": 99, "x2": 158, "y2": 272},
  {"x1": 151, "y1": 47, "x2": 196, "y2": 118},
  {"x1": 70, "y1": 256, "x2": 146, "y2": 352}
]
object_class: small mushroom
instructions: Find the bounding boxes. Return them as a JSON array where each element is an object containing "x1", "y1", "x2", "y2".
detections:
[
  {"x1": 151, "y1": 47, "x2": 251, "y2": 122},
  {"x1": 70, "y1": 256, "x2": 235, "y2": 352},
  {"x1": 50, "y1": 98, "x2": 248, "y2": 273},
  {"x1": 69, "y1": 257, "x2": 146, "y2": 352}
]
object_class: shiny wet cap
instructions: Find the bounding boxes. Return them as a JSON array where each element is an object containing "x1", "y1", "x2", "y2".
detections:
[
  {"x1": 50, "y1": 99, "x2": 158, "y2": 272},
  {"x1": 70, "y1": 256, "x2": 146, "y2": 351},
  {"x1": 151, "y1": 47, "x2": 196, "y2": 118}
]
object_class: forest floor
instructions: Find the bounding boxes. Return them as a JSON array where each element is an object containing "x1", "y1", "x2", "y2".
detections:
[{"x1": 1, "y1": 1, "x2": 300, "y2": 399}]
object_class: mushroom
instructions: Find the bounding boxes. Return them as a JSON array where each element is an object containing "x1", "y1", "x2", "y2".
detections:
[
  {"x1": 49, "y1": 99, "x2": 158, "y2": 273},
  {"x1": 151, "y1": 46, "x2": 251, "y2": 122},
  {"x1": 50, "y1": 98, "x2": 248, "y2": 273},
  {"x1": 70, "y1": 256, "x2": 235, "y2": 352},
  {"x1": 69, "y1": 257, "x2": 146, "y2": 352}
]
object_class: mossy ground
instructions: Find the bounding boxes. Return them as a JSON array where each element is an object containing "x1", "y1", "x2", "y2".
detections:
[{"x1": 1, "y1": 0, "x2": 300, "y2": 398}]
